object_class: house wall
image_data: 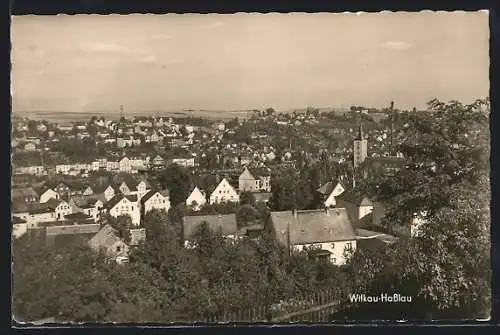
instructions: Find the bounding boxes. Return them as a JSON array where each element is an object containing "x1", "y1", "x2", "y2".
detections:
[
  {"x1": 55, "y1": 202, "x2": 72, "y2": 220},
  {"x1": 12, "y1": 223, "x2": 28, "y2": 239},
  {"x1": 291, "y1": 240, "x2": 357, "y2": 266},
  {"x1": 239, "y1": 178, "x2": 258, "y2": 192},
  {"x1": 39, "y1": 190, "x2": 59, "y2": 203},
  {"x1": 186, "y1": 189, "x2": 206, "y2": 210},
  {"x1": 104, "y1": 187, "x2": 115, "y2": 201},
  {"x1": 109, "y1": 199, "x2": 141, "y2": 226},
  {"x1": 210, "y1": 180, "x2": 240, "y2": 204},
  {"x1": 358, "y1": 205, "x2": 374, "y2": 221},
  {"x1": 144, "y1": 193, "x2": 171, "y2": 214}
]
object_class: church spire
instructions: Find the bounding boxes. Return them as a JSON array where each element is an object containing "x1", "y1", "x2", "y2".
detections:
[{"x1": 355, "y1": 122, "x2": 365, "y2": 141}]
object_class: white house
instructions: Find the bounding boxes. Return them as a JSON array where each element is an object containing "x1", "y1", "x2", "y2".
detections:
[
  {"x1": 268, "y1": 208, "x2": 357, "y2": 265},
  {"x1": 104, "y1": 194, "x2": 141, "y2": 226},
  {"x1": 140, "y1": 190, "x2": 171, "y2": 215},
  {"x1": 88, "y1": 224, "x2": 130, "y2": 264},
  {"x1": 317, "y1": 181, "x2": 346, "y2": 208},
  {"x1": 209, "y1": 178, "x2": 240, "y2": 205},
  {"x1": 118, "y1": 157, "x2": 132, "y2": 172},
  {"x1": 104, "y1": 185, "x2": 117, "y2": 202},
  {"x1": 335, "y1": 191, "x2": 374, "y2": 227},
  {"x1": 238, "y1": 167, "x2": 271, "y2": 192},
  {"x1": 38, "y1": 188, "x2": 60, "y2": 204},
  {"x1": 186, "y1": 186, "x2": 207, "y2": 211},
  {"x1": 172, "y1": 157, "x2": 195, "y2": 168}
]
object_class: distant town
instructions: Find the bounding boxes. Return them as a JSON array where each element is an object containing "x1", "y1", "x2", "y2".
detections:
[{"x1": 11, "y1": 99, "x2": 490, "y2": 322}]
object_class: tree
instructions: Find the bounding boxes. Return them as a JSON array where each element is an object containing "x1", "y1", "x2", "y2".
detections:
[
  {"x1": 239, "y1": 191, "x2": 256, "y2": 206},
  {"x1": 109, "y1": 215, "x2": 132, "y2": 244},
  {"x1": 373, "y1": 99, "x2": 489, "y2": 231},
  {"x1": 345, "y1": 99, "x2": 491, "y2": 319},
  {"x1": 236, "y1": 204, "x2": 258, "y2": 228},
  {"x1": 160, "y1": 164, "x2": 191, "y2": 205}
]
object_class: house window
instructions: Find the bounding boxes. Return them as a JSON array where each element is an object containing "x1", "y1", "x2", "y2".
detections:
[
  {"x1": 116, "y1": 246, "x2": 121, "y2": 252},
  {"x1": 331, "y1": 242, "x2": 335, "y2": 249},
  {"x1": 346, "y1": 242, "x2": 353, "y2": 251}
]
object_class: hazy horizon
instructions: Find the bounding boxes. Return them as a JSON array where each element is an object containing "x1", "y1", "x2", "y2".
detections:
[{"x1": 11, "y1": 12, "x2": 489, "y2": 113}]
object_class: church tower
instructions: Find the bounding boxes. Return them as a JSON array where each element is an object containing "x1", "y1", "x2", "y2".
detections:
[{"x1": 353, "y1": 122, "x2": 368, "y2": 169}]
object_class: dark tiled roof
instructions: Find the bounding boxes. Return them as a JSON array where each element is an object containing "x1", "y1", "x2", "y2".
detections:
[
  {"x1": 336, "y1": 190, "x2": 373, "y2": 206},
  {"x1": 44, "y1": 198, "x2": 64, "y2": 210},
  {"x1": 104, "y1": 194, "x2": 137, "y2": 210},
  {"x1": 183, "y1": 214, "x2": 238, "y2": 239},
  {"x1": 269, "y1": 208, "x2": 356, "y2": 247},
  {"x1": 12, "y1": 216, "x2": 27, "y2": 224},
  {"x1": 46, "y1": 223, "x2": 100, "y2": 236},
  {"x1": 88, "y1": 224, "x2": 122, "y2": 251},
  {"x1": 65, "y1": 212, "x2": 93, "y2": 221}
]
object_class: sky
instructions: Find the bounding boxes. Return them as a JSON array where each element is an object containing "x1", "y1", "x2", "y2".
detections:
[{"x1": 11, "y1": 12, "x2": 489, "y2": 113}]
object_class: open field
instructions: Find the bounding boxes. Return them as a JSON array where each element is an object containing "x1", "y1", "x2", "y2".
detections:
[{"x1": 12, "y1": 109, "x2": 257, "y2": 123}]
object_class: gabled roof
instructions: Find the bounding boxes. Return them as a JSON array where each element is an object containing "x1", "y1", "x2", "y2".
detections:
[
  {"x1": 88, "y1": 224, "x2": 123, "y2": 251},
  {"x1": 44, "y1": 198, "x2": 64, "y2": 209},
  {"x1": 269, "y1": 208, "x2": 356, "y2": 247},
  {"x1": 140, "y1": 190, "x2": 164, "y2": 204},
  {"x1": 183, "y1": 214, "x2": 238, "y2": 239},
  {"x1": 104, "y1": 194, "x2": 138, "y2": 210},
  {"x1": 12, "y1": 216, "x2": 27, "y2": 224},
  {"x1": 64, "y1": 212, "x2": 93, "y2": 221},
  {"x1": 336, "y1": 190, "x2": 373, "y2": 206}
]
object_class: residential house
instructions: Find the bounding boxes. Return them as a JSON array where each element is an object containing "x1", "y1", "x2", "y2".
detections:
[
  {"x1": 24, "y1": 142, "x2": 37, "y2": 151},
  {"x1": 267, "y1": 208, "x2": 357, "y2": 265},
  {"x1": 186, "y1": 186, "x2": 207, "y2": 211},
  {"x1": 88, "y1": 224, "x2": 130, "y2": 264},
  {"x1": 209, "y1": 178, "x2": 240, "y2": 204},
  {"x1": 172, "y1": 157, "x2": 195, "y2": 168},
  {"x1": 103, "y1": 194, "x2": 141, "y2": 226},
  {"x1": 151, "y1": 155, "x2": 166, "y2": 170},
  {"x1": 140, "y1": 189, "x2": 171, "y2": 216},
  {"x1": 335, "y1": 190, "x2": 374, "y2": 227},
  {"x1": 316, "y1": 181, "x2": 346, "y2": 208},
  {"x1": 118, "y1": 157, "x2": 132, "y2": 172},
  {"x1": 104, "y1": 185, "x2": 118, "y2": 202},
  {"x1": 37, "y1": 188, "x2": 60, "y2": 204},
  {"x1": 57, "y1": 123, "x2": 74, "y2": 132},
  {"x1": 238, "y1": 167, "x2": 271, "y2": 192},
  {"x1": 183, "y1": 214, "x2": 238, "y2": 248},
  {"x1": 46, "y1": 198, "x2": 72, "y2": 221}
]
